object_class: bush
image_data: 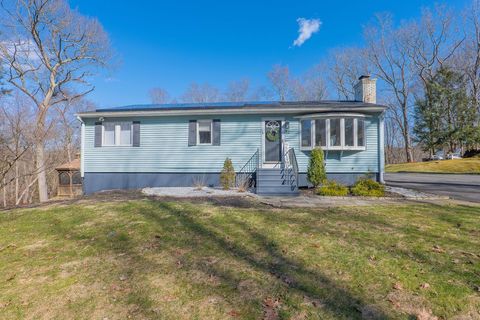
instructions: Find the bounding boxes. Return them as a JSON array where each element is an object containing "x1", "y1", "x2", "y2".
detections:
[
  {"x1": 307, "y1": 147, "x2": 326, "y2": 188},
  {"x1": 351, "y1": 178, "x2": 385, "y2": 197},
  {"x1": 220, "y1": 158, "x2": 235, "y2": 190},
  {"x1": 316, "y1": 180, "x2": 349, "y2": 196},
  {"x1": 192, "y1": 174, "x2": 206, "y2": 190}
]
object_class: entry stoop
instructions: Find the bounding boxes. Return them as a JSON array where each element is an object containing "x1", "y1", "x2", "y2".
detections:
[{"x1": 256, "y1": 168, "x2": 299, "y2": 196}]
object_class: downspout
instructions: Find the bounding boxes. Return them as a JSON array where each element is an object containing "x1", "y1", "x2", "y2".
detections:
[
  {"x1": 76, "y1": 115, "x2": 85, "y2": 179},
  {"x1": 378, "y1": 112, "x2": 385, "y2": 184}
]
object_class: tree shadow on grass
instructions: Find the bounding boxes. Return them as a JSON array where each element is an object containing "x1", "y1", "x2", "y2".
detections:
[
  {"x1": 253, "y1": 204, "x2": 480, "y2": 289},
  {"x1": 137, "y1": 201, "x2": 393, "y2": 319}
]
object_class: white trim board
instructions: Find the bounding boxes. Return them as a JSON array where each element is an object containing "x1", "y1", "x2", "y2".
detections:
[{"x1": 77, "y1": 106, "x2": 386, "y2": 119}]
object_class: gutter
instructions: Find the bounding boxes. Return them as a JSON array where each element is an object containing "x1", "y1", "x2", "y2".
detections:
[
  {"x1": 76, "y1": 106, "x2": 387, "y2": 119},
  {"x1": 378, "y1": 112, "x2": 385, "y2": 184}
]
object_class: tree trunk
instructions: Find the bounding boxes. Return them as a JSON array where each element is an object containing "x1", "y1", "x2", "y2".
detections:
[
  {"x1": 15, "y1": 162, "x2": 19, "y2": 204},
  {"x1": 2, "y1": 178, "x2": 6, "y2": 207},
  {"x1": 402, "y1": 110, "x2": 414, "y2": 163},
  {"x1": 36, "y1": 143, "x2": 49, "y2": 202},
  {"x1": 404, "y1": 138, "x2": 413, "y2": 162}
]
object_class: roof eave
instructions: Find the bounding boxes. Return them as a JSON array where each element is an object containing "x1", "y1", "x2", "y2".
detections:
[{"x1": 76, "y1": 105, "x2": 387, "y2": 119}]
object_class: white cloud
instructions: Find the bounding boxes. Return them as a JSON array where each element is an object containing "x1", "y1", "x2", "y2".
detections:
[{"x1": 293, "y1": 18, "x2": 321, "y2": 47}]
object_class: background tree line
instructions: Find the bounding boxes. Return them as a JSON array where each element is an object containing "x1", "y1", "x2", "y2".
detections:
[
  {"x1": 1, "y1": 0, "x2": 479, "y2": 207},
  {"x1": 150, "y1": 1, "x2": 480, "y2": 164}
]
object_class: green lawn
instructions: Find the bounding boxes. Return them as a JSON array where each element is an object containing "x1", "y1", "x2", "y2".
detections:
[
  {"x1": 0, "y1": 196, "x2": 479, "y2": 319},
  {"x1": 386, "y1": 158, "x2": 480, "y2": 174}
]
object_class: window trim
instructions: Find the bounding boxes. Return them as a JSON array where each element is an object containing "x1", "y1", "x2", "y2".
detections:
[
  {"x1": 197, "y1": 119, "x2": 213, "y2": 145},
  {"x1": 101, "y1": 121, "x2": 133, "y2": 147},
  {"x1": 300, "y1": 117, "x2": 366, "y2": 151}
]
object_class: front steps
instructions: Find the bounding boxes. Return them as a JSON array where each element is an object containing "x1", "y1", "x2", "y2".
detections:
[{"x1": 256, "y1": 168, "x2": 299, "y2": 196}]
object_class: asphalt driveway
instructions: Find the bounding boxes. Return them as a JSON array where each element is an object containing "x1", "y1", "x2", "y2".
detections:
[{"x1": 385, "y1": 173, "x2": 480, "y2": 203}]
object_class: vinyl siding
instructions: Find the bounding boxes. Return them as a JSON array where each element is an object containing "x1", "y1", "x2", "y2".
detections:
[{"x1": 83, "y1": 114, "x2": 380, "y2": 174}]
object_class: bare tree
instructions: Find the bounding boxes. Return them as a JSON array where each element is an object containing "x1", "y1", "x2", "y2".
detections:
[
  {"x1": 408, "y1": 5, "x2": 464, "y2": 88},
  {"x1": 55, "y1": 98, "x2": 94, "y2": 162},
  {"x1": 181, "y1": 82, "x2": 220, "y2": 103},
  {"x1": 224, "y1": 79, "x2": 250, "y2": 102},
  {"x1": 0, "y1": 94, "x2": 34, "y2": 196},
  {"x1": 364, "y1": 14, "x2": 417, "y2": 162},
  {"x1": 292, "y1": 65, "x2": 327, "y2": 101},
  {"x1": 267, "y1": 64, "x2": 293, "y2": 101},
  {"x1": 249, "y1": 85, "x2": 275, "y2": 101},
  {"x1": 458, "y1": 0, "x2": 480, "y2": 115},
  {"x1": 149, "y1": 87, "x2": 170, "y2": 104},
  {"x1": 327, "y1": 47, "x2": 370, "y2": 100},
  {"x1": 0, "y1": 0, "x2": 111, "y2": 202}
]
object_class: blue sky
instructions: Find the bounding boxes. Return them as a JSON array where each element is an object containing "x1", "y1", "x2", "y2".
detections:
[{"x1": 70, "y1": 0, "x2": 468, "y2": 107}]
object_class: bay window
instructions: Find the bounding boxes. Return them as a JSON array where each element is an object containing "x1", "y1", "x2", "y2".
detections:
[{"x1": 300, "y1": 117, "x2": 366, "y2": 150}]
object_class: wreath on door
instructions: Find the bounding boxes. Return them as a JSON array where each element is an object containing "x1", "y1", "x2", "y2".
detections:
[{"x1": 265, "y1": 121, "x2": 280, "y2": 142}]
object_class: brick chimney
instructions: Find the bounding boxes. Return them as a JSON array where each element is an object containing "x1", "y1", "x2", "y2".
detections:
[{"x1": 354, "y1": 75, "x2": 376, "y2": 104}]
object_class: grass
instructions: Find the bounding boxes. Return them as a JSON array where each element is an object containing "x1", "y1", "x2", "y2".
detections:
[
  {"x1": 386, "y1": 158, "x2": 480, "y2": 174},
  {"x1": 0, "y1": 196, "x2": 479, "y2": 319}
]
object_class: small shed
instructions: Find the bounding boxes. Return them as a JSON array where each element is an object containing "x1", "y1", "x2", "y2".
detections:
[{"x1": 55, "y1": 158, "x2": 82, "y2": 197}]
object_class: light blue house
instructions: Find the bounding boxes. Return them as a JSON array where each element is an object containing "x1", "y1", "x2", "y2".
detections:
[{"x1": 77, "y1": 76, "x2": 386, "y2": 195}]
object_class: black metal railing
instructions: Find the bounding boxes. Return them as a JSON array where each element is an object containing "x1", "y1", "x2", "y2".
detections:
[
  {"x1": 236, "y1": 148, "x2": 259, "y2": 188},
  {"x1": 284, "y1": 148, "x2": 299, "y2": 189}
]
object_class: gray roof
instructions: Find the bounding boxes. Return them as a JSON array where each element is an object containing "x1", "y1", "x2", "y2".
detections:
[
  {"x1": 96, "y1": 100, "x2": 383, "y2": 112},
  {"x1": 77, "y1": 100, "x2": 386, "y2": 118}
]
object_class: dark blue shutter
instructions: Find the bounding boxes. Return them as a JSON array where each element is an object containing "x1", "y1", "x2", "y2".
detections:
[
  {"x1": 132, "y1": 121, "x2": 140, "y2": 147},
  {"x1": 94, "y1": 122, "x2": 102, "y2": 147},
  {"x1": 188, "y1": 120, "x2": 197, "y2": 146},
  {"x1": 212, "y1": 119, "x2": 221, "y2": 146}
]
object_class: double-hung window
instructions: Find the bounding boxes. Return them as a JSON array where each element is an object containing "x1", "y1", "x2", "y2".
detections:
[
  {"x1": 102, "y1": 122, "x2": 132, "y2": 146},
  {"x1": 197, "y1": 120, "x2": 212, "y2": 145},
  {"x1": 300, "y1": 117, "x2": 366, "y2": 150}
]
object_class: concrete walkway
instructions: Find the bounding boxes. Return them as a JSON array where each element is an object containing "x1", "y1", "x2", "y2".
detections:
[
  {"x1": 141, "y1": 186, "x2": 478, "y2": 208},
  {"x1": 142, "y1": 187, "x2": 252, "y2": 198}
]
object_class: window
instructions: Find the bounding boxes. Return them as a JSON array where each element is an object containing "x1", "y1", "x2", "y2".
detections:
[
  {"x1": 103, "y1": 122, "x2": 132, "y2": 146},
  {"x1": 59, "y1": 172, "x2": 71, "y2": 186},
  {"x1": 315, "y1": 119, "x2": 326, "y2": 147},
  {"x1": 104, "y1": 122, "x2": 116, "y2": 146},
  {"x1": 329, "y1": 118, "x2": 341, "y2": 147},
  {"x1": 357, "y1": 119, "x2": 365, "y2": 147},
  {"x1": 345, "y1": 118, "x2": 354, "y2": 147},
  {"x1": 300, "y1": 117, "x2": 367, "y2": 150},
  {"x1": 301, "y1": 120, "x2": 312, "y2": 147},
  {"x1": 198, "y1": 120, "x2": 212, "y2": 144},
  {"x1": 72, "y1": 172, "x2": 82, "y2": 185}
]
